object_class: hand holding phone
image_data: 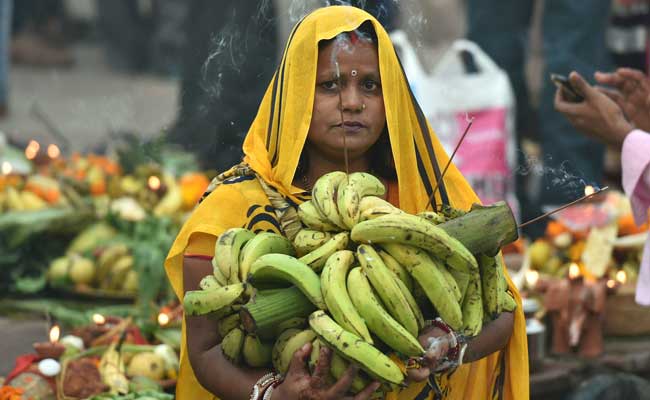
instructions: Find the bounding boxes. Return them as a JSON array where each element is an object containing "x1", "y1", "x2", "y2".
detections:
[{"x1": 551, "y1": 73, "x2": 584, "y2": 103}]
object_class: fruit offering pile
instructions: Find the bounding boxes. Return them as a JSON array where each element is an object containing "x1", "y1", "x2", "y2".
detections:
[
  {"x1": 527, "y1": 190, "x2": 648, "y2": 284},
  {"x1": 183, "y1": 171, "x2": 518, "y2": 394}
]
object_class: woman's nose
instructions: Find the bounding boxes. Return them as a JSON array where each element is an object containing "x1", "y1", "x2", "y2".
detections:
[{"x1": 340, "y1": 86, "x2": 363, "y2": 112}]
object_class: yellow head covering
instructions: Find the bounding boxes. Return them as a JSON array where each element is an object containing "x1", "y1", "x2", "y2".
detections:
[{"x1": 166, "y1": 5, "x2": 528, "y2": 400}]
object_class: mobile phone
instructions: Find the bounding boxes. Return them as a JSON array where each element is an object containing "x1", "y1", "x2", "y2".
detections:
[{"x1": 551, "y1": 73, "x2": 584, "y2": 103}]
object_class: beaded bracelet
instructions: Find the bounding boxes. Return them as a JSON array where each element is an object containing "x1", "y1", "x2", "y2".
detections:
[
  {"x1": 250, "y1": 372, "x2": 283, "y2": 400},
  {"x1": 423, "y1": 318, "x2": 469, "y2": 372}
]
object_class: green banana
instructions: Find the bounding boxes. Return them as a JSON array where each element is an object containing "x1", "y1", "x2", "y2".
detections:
[
  {"x1": 99, "y1": 341, "x2": 129, "y2": 394},
  {"x1": 417, "y1": 211, "x2": 446, "y2": 225},
  {"x1": 272, "y1": 328, "x2": 300, "y2": 373},
  {"x1": 357, "y1": 245, "x2": 418, "y2": 336},
  {"x1": 499, "y1": 289, "x2": 517, "y2": 312},
  {"x1": 391, "y1": 269, "x2": 425, "y2": 331},
  {"x1": 347, "y1": 267, "x2": 424, "y2": 357},
  {"x1": 351, "y1": 213, "x2": 478, "y2": 273},
  {"x1": 272, "y1": 328, "x2": 316, "y2": 374},
  {"x1": 243, "y1": 334, "x2": 273, "y2": 367},
  {"x1": 96, "y1": 243, "x2": 129, "y2": 284},
  {"x1": 377, "y1": 249, "x2": 413, "y2": 293},
  {"x1": 221, "y1": 327, "x2": 245, "y2": 364},
  {"x1": 330, "y1": 351, "x2": 370, "y2": 394},
  {"x1": 309, "y1": 339, "x2": 379, "y2": 397},
  {"x1": 478, "y1": 254, "x2": 499, "y2": 320},
  {"x1": 308, "y1": 338, "x2": 322, "y2": 373},
  {"x1": 274, "y1": 317, "x2": 307, "y2": 336},
  {"x1": 239, "y1": 232, "x2": 295, "y2": 281},
  {"x1": 212, "y1": 262, "x2": 229, "y2": 286},
  {"x1": 358, "y1": 196, "x2": 403, "y2": 222},
  {"x1": 461, "y1": 270, "x2": 483, "y2": 336},
  {"x1": 293, "y1": 229, "x2": 332, "y2": 257},
  {"x1": 217, "y1": 313, "x2": 241, "y2": 338},
  {"x1": 199, "y1": 274, "x2": 221, "y2": 291},
  {"x1": 496, "y1": 256, "x2": 511, "y2": 304},
  {"x1": 321, "y1": 250, "x2": 373, "y2": 343},
  {"x1": 213, "y1": 228, "x2": 255, "y2": 284},
  {"x1": 336, "y1": 172, "x2": 385, "y2": 228},
  {"x1": 298, "y1": 201, "x2": 340, "y2": 232},
  {"x1": 382, "y1": 243, "x2": 463, "y2": 330},
  {"x1": 104, "y1": 255, "x2": 133, "y2": 290},
  {"x1": 308, "y1": 310, "x2": 404, "y2": 386},
  {"x1": 249, "y1": 253, "x2": 326, "y2": 309},
  {"x1": 298, "y1": 232, "x2": 349, "y2": 272},
  {"x1": 312, "y1": 171, "x2": 348, "y2": 229},
  {"x1": 437, "y1": 260, "x2": 462, "y2": 303},
  {"x1": 448, "y1": 268, "x2": 470, "y2": 305},
  {"x1": 183, "y1": 283, "x2": 245, "y2": 316}
]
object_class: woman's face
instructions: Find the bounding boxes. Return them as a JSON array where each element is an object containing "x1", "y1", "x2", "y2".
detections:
[{"x1": 306, "y1": 36, "x2": 386, "y2": 163}]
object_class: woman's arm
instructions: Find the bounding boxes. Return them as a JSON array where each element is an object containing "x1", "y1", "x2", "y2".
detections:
[
  {"x1": 407, "y1": 310, "x2": 514, "y2": 382},
  {"x1": 183, "y1": 256, "x2": 270, "y2": 399},
  {"x1": 462, "y1": 310, "x2": 513, "y2": 363}
]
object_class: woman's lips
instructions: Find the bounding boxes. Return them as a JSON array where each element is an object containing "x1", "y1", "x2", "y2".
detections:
[{"x1": 338, "y1": 121, "x2": 366, "y2": 133}]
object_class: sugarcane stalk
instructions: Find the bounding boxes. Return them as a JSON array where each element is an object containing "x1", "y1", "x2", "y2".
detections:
[
  {"x1": 240, "y1": 286, "x2": 316, "y2": 339},
  {"x1": 438, "y1": 201, "x2": 518, "y2": 256}
]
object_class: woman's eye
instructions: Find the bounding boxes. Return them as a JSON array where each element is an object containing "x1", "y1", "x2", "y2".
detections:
[
  {"x1": 363, "y1": 80, "x2": 380, "y2": 91},
  {"x1": 320, "y1": 81, "x2": 338, "y2": 90}
]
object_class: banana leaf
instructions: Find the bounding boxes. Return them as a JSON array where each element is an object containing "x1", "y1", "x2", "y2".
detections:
[
  {"x1": 0, "y1": 207, "x2": 94, "y2": 241},
  {"x1": 0, "y1": 298, "x2": 135, "y2": 328}
]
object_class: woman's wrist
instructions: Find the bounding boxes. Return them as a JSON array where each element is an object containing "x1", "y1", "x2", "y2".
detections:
[{"x1": 249, "y1": 372, "x2": 283, "y2": 400}]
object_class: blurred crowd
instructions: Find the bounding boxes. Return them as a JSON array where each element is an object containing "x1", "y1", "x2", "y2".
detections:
[{"x1": 0, "y1": 0, "x2": 648, "y2": 239}]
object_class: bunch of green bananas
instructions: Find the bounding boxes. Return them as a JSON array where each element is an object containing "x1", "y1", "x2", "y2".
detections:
[{"x1": 181, "y1": 171, "x2": 518, "y2": 395}]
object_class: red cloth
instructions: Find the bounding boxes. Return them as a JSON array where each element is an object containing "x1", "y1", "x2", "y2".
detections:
[
  {"x1": 5, "y1": 354, "x2": 39, "y2": 383},
  {"x1": 6, "y1": 353, "x2": 57, "y2": 392}
]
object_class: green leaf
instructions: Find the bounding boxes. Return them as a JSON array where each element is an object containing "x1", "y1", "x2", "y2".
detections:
[{"x1": 13, "y1": 273, "x2": 47, "y2": 293}]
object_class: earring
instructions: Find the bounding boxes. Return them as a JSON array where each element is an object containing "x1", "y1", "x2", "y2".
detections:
[{"x1": 362, "y1": 104, "x2": 366, "y2": 110}]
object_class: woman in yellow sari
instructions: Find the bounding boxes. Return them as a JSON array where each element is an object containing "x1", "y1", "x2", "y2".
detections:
[{"x1": 165, "y1": 5, "x2": 529, "y2": 400}]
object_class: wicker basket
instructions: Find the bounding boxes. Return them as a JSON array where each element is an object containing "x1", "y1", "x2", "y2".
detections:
[{"x1": 604, "y1": 284, "x2": 650, "y2": 336}]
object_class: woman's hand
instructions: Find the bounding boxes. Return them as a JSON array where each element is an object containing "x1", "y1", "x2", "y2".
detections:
[
  {"x1": 405, "y1": 326, "x2": 450, "y2": 383},
  {"x1": 595, "y1": 68, "x2": 650, "y2": 132},
  {"x1": 273, "y1": 342, "x2": 381, "y2": 400},
  {"x1": 554, "y1": 71, "x2": 633, "y2": 148}
]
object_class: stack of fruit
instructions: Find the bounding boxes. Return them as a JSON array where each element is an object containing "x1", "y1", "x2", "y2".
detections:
[
  {"x1": 182, "y1": 171, "x2": 518, "y2": 394},
  {"x1": 47, "y1": 221, "x2": 139, "y2": 296},
  {"x1": 527, "y1": 193, "x2": 647, "y2": 286}
]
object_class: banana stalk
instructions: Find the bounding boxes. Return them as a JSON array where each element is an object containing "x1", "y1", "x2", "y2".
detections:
[
  {"x1": 436, "y1": 201, "x2": 518, "y2": 256},
  {"x1": 240, "y1": 287, "x2": 316, "y2": 339}
]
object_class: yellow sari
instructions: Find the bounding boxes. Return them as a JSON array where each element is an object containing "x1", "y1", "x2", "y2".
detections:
[{"x1": 164, "y1": 5, "x2": 529, "y2": 399}]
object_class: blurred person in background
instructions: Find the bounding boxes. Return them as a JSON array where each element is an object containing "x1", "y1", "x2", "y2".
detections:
[
  {"x1": 10, "y1": 0, "x2": 74, "y2": 67},
  {"x1": 554, "y1": 68, "x2": 650, "y2": 306},
  {"x1": 166, "y1": 0, "x2": 279, "y2": 171},
  {"x1": 467, "y1": 0, "x2": 612, "y2": 239},
  {"x1": 96, "y1": 0, "x2": 187, "y2": 76},
  {"x1": 0, "y1": 0, "x2": 11, "y2": 118},
  {"x1": 607, "y1": 0, "x2": 649, "y2": 74}
]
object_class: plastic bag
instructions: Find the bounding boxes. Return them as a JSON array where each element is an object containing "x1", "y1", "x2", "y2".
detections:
[{"x1": 391, "y1": 32, "x2": 519, "y2": 219}]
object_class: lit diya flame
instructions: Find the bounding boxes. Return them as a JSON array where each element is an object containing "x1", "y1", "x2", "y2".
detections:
[
  {"x1": 49, "y1": 325, "x2": 61, "y2": 343},
  {"x1": 158, "y1": 312, "x2": 170, "y2": 326},
  {"x1": 148, "y1": 175, "x2": 161, "y2": 191},
  {"x1": 606, "y1": 279, "x2": 616, "y2": 289},
  {"x1": 569, "y1": 262, "x2": 581, "y2": 279},
  {"x1": 25, "y1": 140, "x2": 40, "y2": 160},
  {"x1": 616, "y1": 270, "x2": 627, "y2": 284},
  {"x1": 47, "y1": 144, "x2": 60, "y2": 159},
  {"x1": 584, "y1": 185, "x2": 595, "y2": 196},
  {"x1": 92, "y1": 313, "x2": 106, "y2": 325},
  {"x1": 525, "y1": 270, "x2": 540, "y2": 289},
  {"x1": 1, "y1": 161, "x2": 11, "y2": 175}
]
